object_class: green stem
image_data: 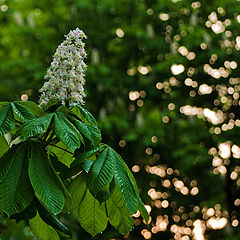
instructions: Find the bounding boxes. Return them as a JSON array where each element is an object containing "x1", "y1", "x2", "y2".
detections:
[
  {"x1": 42, "y1": 127, "x2": 51, "y2": 142},
  {"x1": 45, "y1": 131, "x2": 55, "y2": 146}
]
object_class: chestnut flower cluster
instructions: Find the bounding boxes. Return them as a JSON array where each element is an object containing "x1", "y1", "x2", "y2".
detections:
[{"x1": 39, "y1": 28, "x2": 87, "y2": 107}]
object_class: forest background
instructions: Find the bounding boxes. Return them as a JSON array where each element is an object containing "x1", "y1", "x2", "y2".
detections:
[{"x1": 0, "y1": 0, "x2": 240, "y2": 239}]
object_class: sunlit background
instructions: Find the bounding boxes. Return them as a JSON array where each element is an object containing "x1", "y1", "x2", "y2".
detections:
[{"x1": 0, "y1": 0, "x2": 240, "y2": 239}]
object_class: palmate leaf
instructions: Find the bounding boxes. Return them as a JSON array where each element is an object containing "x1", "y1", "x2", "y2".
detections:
[
  {"x1": 95, "y1": 184, "x2": 111, "y2": 203},
  {"x1": 60, "y1": 159, "x2": 94, "y2": 180},
  {"x1": 72, "y1": 146, "x2": 103, "y2": 166},
  {"x1": 109, "y1": 149, "x2": 148, "y2": 221},
  {"x1": 48, "y1": 157, "x2": 70, "y2": 199},
  {"x1": 64, "y1": 173, "x2": 87, "y2": 212},
  {"x1": 59, "y1": 146, "x2": 102, "y2": 180},
  {"x1": 21, "y1": 113, "x2": 54, "y2": 140},
  {"x1": 36, "y1": 199, "x2": 71, "y2": 237},
  {"x1": 53, "y1": 112, "x2": 81, "y2": 151},
  {"x1": 10, "y1": 200, "x2": 36, "y2": 222},
  {"x1": 120, "y1": 158, "x2": 149, "y2": 223},
  {"x1": 0, "y1": 101, "x2": 8, "y2": 107},
  {"x1": 69, "y1": 146, "x2": 103, "y2": 175},
  {"x1": 111, "y1": 149, "x2": 139, "y2": 214},
  {"x1": 71, "y1": 106, "x2": 98, "y2": 127},
  {"x1": 15, "y1": 101, "x2": 45, "y2": 117},
  {"x1": 64, "y1": 174, "x2": 108, "y2": 237},
  {"x1": 138, "y1": 200, "x2": 149, "y2": 224},
  {"x1": 0, "y1": 144, "x2": 21, "y2": 183},
  {"x1": 107, "y1": 201, "x2": 133, "y2": 235},
  {"x1": 0, "y1": 103, "x2": 15, "y2": 136},
  {"x1": 44, "y1": 98, "x2": 62, "y2": 112},
  {"x1": 48, "y1": 153, "x2": 69, "y2": 173},
  {"x1": 11, "y1": 102, "x2": 35, "y2": 122},
  {"x1": 73, "y1": 118, "x2": 101, "y2": 147},
  {"x1": 87, "y1": 147, "x2": 115, "y2": 200},
  {"x1": 79, "y1": 160, "x2": 94, "y2": 173},
  {"x1": 107, "y1": 186, "x2": 134, "y2": 235},
  {"x1": 55, "y1": 105, "x2": 69, "y2": 115},
  {"x1": 0, "y1": 101, "x2": 43, "y2": 137},
  {"x1": 48, "y1": 141, "x2": 74, "y2": 168},
  {"x1": 78, "y1": 189, "x2": 108, "y2": 237},
  {"x1": 29, "y1": 141, "x2": 64, "y2": 215},
  {"x1": 29, "y1": 212, "x2": 60, "y2": 240},
  {"x1": 0, "y1": 135, "x2": 9, "y2": 158},
  {"x1": 0, "y1": 101, "x2": 41, "y2": 136},
  {"x1": 0, "y1": 142, "x2": 34, "y2": 216}
]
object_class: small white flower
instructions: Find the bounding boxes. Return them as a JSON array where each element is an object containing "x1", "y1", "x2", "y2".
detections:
[{"x1": 39, "y1": 28, "x2": 87, "y2": 107}]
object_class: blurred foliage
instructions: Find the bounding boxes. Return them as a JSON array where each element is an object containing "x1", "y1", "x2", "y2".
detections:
[{"x1": 0, "y1": 0, "x2": 240, "y2": 239}]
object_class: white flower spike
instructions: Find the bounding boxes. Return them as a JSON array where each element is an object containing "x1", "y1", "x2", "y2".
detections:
[{"x1": 39, "y1": 28, "x2": 87, "y2": 107}]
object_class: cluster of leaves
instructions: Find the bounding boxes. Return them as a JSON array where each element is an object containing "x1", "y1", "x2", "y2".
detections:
[{"x1": 0, "y1": 99, "x2": 148, "y2": 239}]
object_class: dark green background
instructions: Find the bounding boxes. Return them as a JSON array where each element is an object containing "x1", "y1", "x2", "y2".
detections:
[{"x1": 0, "y1": 0, "x2": 240, "y2": 239}]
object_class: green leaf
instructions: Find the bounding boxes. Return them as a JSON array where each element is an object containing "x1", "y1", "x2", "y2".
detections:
[
  {"x1": 0, "y1": 145, "x2": 18, "y2": 183},
  {"x1": 71, "y1": 106, "x2": 98, "y2": 127},
  {"x1": 111, "y1": 149, "x2": 139, "y2": 214},
  {"x1": 21, "y1": 113, "x2": 54, "y2": 140},
  {"x1": 48, "y1": 141, "x2": 74, "y2": 167},
  {"x1": 60, "y1": 159, "x2": 94, "y2": 180},
  {"x1": 11, "y1": 102, "x2": 35, "y2": 121},
  {"x1": 87, "y1": 148, "x2": 115, "y2": 198},
  {"x1": 78, "y1": 159, "x2": 94, "y2": 173},
  {"x1": 95, "y1": 184, "x2": 111, "y2": 203},
  {"x1": 44, "y1": 98, "x2": 61, "y2": 111},
  {"x1": 54, "y1": 112, "x2": 81, "y2": 151},
  {"x1": 0, "y1": 135, "x2": 9, "y2": 158},
  {"x1": 118, "y1": 158, "x2": 149, "y2": 223},
  {"x1": 56, "y1": 105, "x2": 69, "y2": 115},
  {"x1": 73, "y1": 119, "x2": 101, "y2": 147},
  {"x1": 49, "y1": 153, "x2": 69, "y2": 173},
  {"x1": 36, "y1": 199, "x2": 72, "y2": 237},
  {"x1": 10, "y1": 200, "x2": 36, "y2": 222},
  {"x1": 0, "y1": 142, "x2": 34, "y2": 216},
  {"x1": 29, "y1": 212, "x2": 60, "y2": 240},
  {"x1": 48, "y1": 156, "x2": 70, "y2": 198},
  {"x1": 64, "y1": 173, "x2": 87, "y2": 212},
  {"x1": 107, "y1": 187, "x2": 134, "y2": 235},
  {"x1": 15, "y1": 101, "x2": 45, "y2": 117},
  {"x1": 0, "y1": 102, "x2": 42, "y2": 137},
  {"x1": 138, "y1": 199, "x2": 149, "y2": 224},
  {"x1": 78, "y1": 189, "x2": 108, "y2": 237},
  {"x1": 29, "y1": 141, "x2": 64, "y2": 215},
  {"x1": 108, "y1": 202, "x2": 133, "y2": 235},
  {"x1": 0, "y1": 101, "x2": 8, "y2": 107},
  {"x1": 110, "y1": 186, "x2": 131, "y2": 215},
  {"x1": 69, "y1": 146, "x2": 105, "y2": 175},
  {"x1": 72, "y1": 146, "x2": 103, "y2": 167},
  {"x1": 0, "y1": 103, "x2": 15, "y2": 136}
]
